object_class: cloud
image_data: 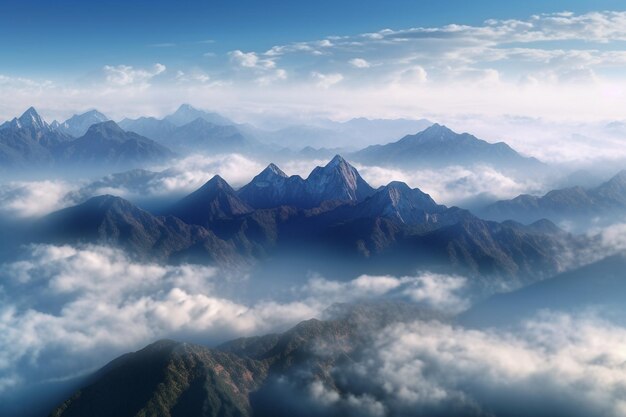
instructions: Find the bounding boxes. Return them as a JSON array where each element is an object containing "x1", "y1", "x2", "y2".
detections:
[
  {"x1": 103, "y1": 63, "x2": 166, "y2": 87},
  {"x1": 354, "y1": 163, "x2": 542, "y2": 206},
  {"x1": 278, "y1": 312, "x2": 626, "y2": 417},
  {"x1": 304, "y1": 272, "x2": 469, "y2": 314},
  {"x1": 0, "y1": 180, "x2": 74, "y2": 218},
  {"x1": 349, "y1": 58, "x2": 371, "y2": 68},
  {"x1": 0, "y1": 243, "x2": 467, "y2": 397},
  {"x1": 175, "y1": 70, "x2": 210, "y2": 83},
  {"x1": 395, "y1": 65, "x2": 428, "y2": 84},
  {"x1": 312, "y1": 72, "x2": 344, "y2": 89},
  {"x1": 229, "y1": 50, "x2": 277, "y2": 70}
]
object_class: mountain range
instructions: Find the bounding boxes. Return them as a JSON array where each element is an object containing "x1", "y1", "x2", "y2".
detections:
[
  {"x1": 51, "y1": 109, "x2": 109, "y2": 137},
  {"x1": 481, "y1": 170, "x2": 626, "y2": 225},
  {"x1": 47, "y1": 245, "x2": 626, "y2": 417},
  {"x1": 0, "y1": 108, "x2": 174, "y2": 169},
  {"x1": 0, "y1": 105, "x2": 547, "y2": 172},
  {"x1": 350, "y1": 123, "x2": 544, "y2": 172},
  {"x1": 37, "y1": 156, "x2": 582, "y2": 290},
  {"x1": 118, "y1": 104, "x2": 259, "y2": 154},
  {"x1": 49, "y1": 302, "x2": 441, "y2": 417}
]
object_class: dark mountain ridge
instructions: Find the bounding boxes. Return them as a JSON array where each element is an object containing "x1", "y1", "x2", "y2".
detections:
[{"x1": 38, "y1": 156, "x2": 583, "y2": 290}]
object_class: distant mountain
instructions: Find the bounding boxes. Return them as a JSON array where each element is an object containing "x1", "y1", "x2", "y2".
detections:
[
  {"x1": 481, "y1": 170, "x2": 626, "y2": 225},
  {"x1": 351, "y1": 123, "x2": 543, "y2": 171},
  {"x1": 238, "y1": 155, "x2": 375, "y2": 209},
  {"x1": 164, "y1": 103, "x2": 234, "y2": 127},
  {"x1": 460, "y1": 254, "x2": 626, "y2": 328},
  {"x1": 49, "y1": 303, "x2": 435, "y2": 417},
  {"x1": 164, "y1": 118, "x2": 252, "y2": 153},
  {"x1": 0, "y1": 106, "x2": 50, "y2": 132},
  {"x1": 119, "y1": 105, "x2": 263, "y2": 155},
  {"x1": 56, "y1": 121, "x2": 175, "y2": 166},
  {"x1": 242, "y1": 117, "x2": 432, "y2": 150},
  {"x1": 53, "y1": 110, "x2": 109, "y2": 137},
  {"x1": 0, "y1": 107, "x2": 72, "y2": 167},
  {"x1": 118, "y1": 116, "x2": 177, "y2": 142},
  {"x1": 0, "y1": 108, "x2": 176, "y2": 169}
]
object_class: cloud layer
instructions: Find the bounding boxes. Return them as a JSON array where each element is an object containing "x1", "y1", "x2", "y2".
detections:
[{"x1": 0, "y1": 244, "x2": 469, "y2": 396}]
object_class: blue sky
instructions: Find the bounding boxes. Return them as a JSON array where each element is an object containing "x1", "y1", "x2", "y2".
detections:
[
  {"x1": 3, "y1": 1, "x2": 626, "y2": 124},
  {"x1": 3, "y1": 0, "x2": 625, "y2": 77}
]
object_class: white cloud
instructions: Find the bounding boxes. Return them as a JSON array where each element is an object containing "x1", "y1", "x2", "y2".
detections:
[
  {"x1": 0, "y1": 243, "x2": 468, "y2": 396},
  {"x1": 396, "y1": 65, "x2": 428, "y2": 83},
  {"x1": 283, "y1": 312, "x2": 626, "y2": 417},
  {"x1": 0, "y1": 180, "x2": 75, "y2": 218},
  {"x1": 304, "y1": 272, "x2": 469, "y2": 314},
  {"x1": 103, "y1": 63, "x2": 166, "y2": 87},
  {"x1": 229, "y1": 50, "x2": 276, "y2": 69},
  {"x1": 349, "y1": 314, "x2": 626, "y2": 416},
  {"x1": 349, "y1": 58, "x2": 371, "y2": 68},
  {"x1": 312, "y1": 71, "x2": 344, "y2": 89},
  {"x1": 354, "y1": 163, "x2": 542, "y2": 206}
]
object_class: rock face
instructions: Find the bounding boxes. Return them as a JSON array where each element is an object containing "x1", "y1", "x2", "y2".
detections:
[
  {"x1": 351, "y1": 123, "x2": 543, "y2": 171},
  {"x1": 481, "y1": 170, "x2": 626, "y2": 224},
  {"x1": 238, "y1": 155, "x2": 375, "y2": 209}
]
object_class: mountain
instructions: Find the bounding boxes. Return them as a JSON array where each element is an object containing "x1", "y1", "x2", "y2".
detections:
[
  {"x1": 305, "y1": 155, "x2": 375, "y2": 203},
  {"x1": 54, "y1": 110, "x2": 109, "y2": 137},
  {"x1": 42, "y1": 156, "x2": 583, "y2": 287},
  {"x1": 164, "y1": 103, "x2": 234, "y2": 127},
  {"x1": 49, "y1": 339, "x2": 268, "y2": 417},
  {"x1": 38, "y1": 194, "x2": 243, "y2": 265},
  {"x1": 349, "y1": 181, "x2": 447, "y2": 225},
  {"x1": 238, "y1": 156, "x2": 375, "y2": 209},
  {"x1": 49, "y1": 303, "x2": 434, "y2": 417},
  {"x1": 56, "y1": 121, "x2": 175, "y2": 166},
  {"x1": 460, "y1": 254, "x2": 626, "y2": 328},
  {"x1": 118, "y1": 116, "x2": 177, "y2": 142},
  {"x1": 236, "y1": 163, "x2": 306, "y2": 209},
  {"x1": 0, "y1": 106, "x2": 52, "y2": 132},
  {"x1": 119, "y1": 106, "x2": 262, "y2": 155},
  {"x1": 241, "y1": 117, "x2": 432, "y2": 150},
  {"x1": 164, "y1": 118, "x2": 252, "y2": 153},
  {"x1": 481, "y1": 170, "x2": 626, "y2": 225},
  {"x1": 0, "y1": 107, "x2": 72, "y2": 167},
  {"x1": 351, "y1": 123, "x2": 543, "y2": 171},
  {"x1": 169, "y1": 175, "x2": 253, "y2": 226}
]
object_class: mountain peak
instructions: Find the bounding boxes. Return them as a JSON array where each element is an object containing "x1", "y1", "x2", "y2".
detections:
[
  {"x1": 261, "y1": 163, "x2": 288, "y2": 178},
  {"x1": 204, "y1": 174, "x2": 231, "y2": 189},
  {"x1": 327, "y1": 154, "x2": 348, "y2": 167},
  {"x1": 17, "y1": 106, "x2": 48, "y2": 130},
  {"x1": 306, "y1": 155, "x2": 374, "y2": 203},
  {"x1": 165, "y1": 104, "x2": 232, "y2": 127},
  {"x1": 85, "y1": 120, "x2": 125, "y2": 136},
  {"x1": 176, "y1": 103, "x2": 197, "y2": 112},
  {"x1": 421, "y1": 123, "x2": 454, "y2": 136},
  {"x1": 170, "y1": 175, "x2": 252, "y2": 224}
]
